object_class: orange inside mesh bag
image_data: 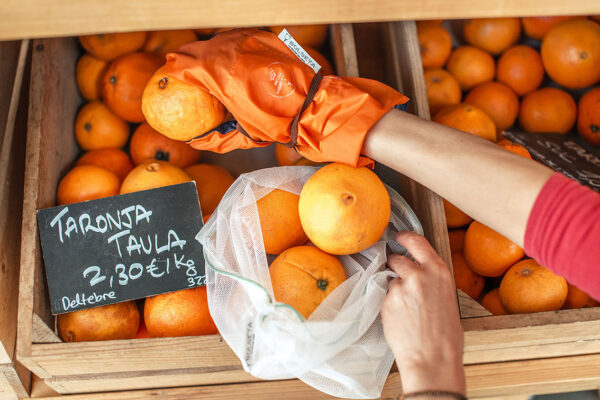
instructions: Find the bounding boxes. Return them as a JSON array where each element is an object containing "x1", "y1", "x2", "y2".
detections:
[{"x1": 163, "y1": 28, "x2": 408, "y2": 167}]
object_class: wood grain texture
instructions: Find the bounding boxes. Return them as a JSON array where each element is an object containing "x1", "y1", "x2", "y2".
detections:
[
  {"x1": 32, "y1": 314, "x2": 60, "y2": 344},
  {"x1": 0, "y1": 39, "x2": 31, "y2": 400},
  {"x1": 458, "y1": 289, "x2": 492, "y2": 318},
  {"x1": 0, "y1": 364, "x2": 28, "y2": 399},
  {"x1": 18, "y1": 37, "x2": 81, "y2": 380},
  {"x1": 31, "y1": 335, "x2": 242, "y2": 376},
  {"x1": 44, "y1": 367, "x2": 258, "y2": 394},
  {"x1": 25, "y1": 354, "x2": 600, "y2": 399},
  {"x1": 330, "y1": 24, "x2": 359, "y2": 77},
  {"x1": 0, "y1": 39, "x2": 29, "y2": 366},
  {"x1": 464, "y1": 317, "x2": 600, "y2": 364},
  {"x1": 0, "y1": 0, "x2": 598, "y2": 40}
]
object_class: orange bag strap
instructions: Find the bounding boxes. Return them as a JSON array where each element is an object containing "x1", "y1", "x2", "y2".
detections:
[
  {"x1": 235, "y1": 122, "x2": 270, "y2": 145},
  {"x1": 287, "y1": 72, "x2": 323, "y2": 149}
]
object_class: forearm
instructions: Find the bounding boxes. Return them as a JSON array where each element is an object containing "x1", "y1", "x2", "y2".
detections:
[{"x1": 363, "y1": 109, "x2": 554, "y2": 246}]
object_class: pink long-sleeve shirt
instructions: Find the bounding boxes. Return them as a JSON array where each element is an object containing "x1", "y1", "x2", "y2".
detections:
[{"x1": 525, "y1": 173, "x2": 600, "y2": 300}]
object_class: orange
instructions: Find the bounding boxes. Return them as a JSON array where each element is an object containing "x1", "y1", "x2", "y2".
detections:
[
  {"x1": 269, "y1": 246, "x2": 347, "y2": 318},
  {"x1": 452, "y1": 252, "x2": 485, "y2": 300},
  {"x1": 298, "y1": 163, "x2": 390, "y2": 255},
  {"x1": 496, "y1": 139, "x2": 532, "y2": 159},
  {"x1": 130, "y1": 123, "x2": 202, "y2": 168},
  {"x1": 479, "y1": 288, "x2": 507, "y2": 315},
  {"x1": 519, "y1": 88, "x2": 577, "y2": 134},
  {"x1": 444, "y1": 200, "x2": 473, "y2": 228},
  {"x1": 79, "y1": 32, "x2": 147, "y2": 61},
  {"x1": 541, "y1": 19, "x2": 600, "y2": 89},
  {"x1": 424, "y1": 68, "x2": 462, "y2": 116},
  {"x1": 75, "y1": 148, "x2": 134, "y2": 182},
  {"x1": 120, "y1": 161, "x2": 191, "y2": 194},
  {"x1": 464, "y1": 81, "x2": 519, "y2": 133},
  {"x1": 202, "y1": 213, "x2": 212, "y2": 224},
  {"x1": 76, "y1": 54, "x2": 108, "y2": 100},
  {"x1": 417, "y1": 22, "x2": 452, "y2": 68},
  {"x1": 184, "y1": 164, "x2": 235, "y2": 215},
  {"x1": 269, "y1": 25, "x2": 328, "y2": 47},
  {"x1": 522, "y1": 16, "x2": 581, "y2": 40},
  {"x1": 134, "y1": 320, "x2": 151, "y2": 339},
  {"x1": 577, "y1": 86, "x2": 600, "y2": 146},
  {"x1": 499, "y1": 259, "x2": 568, "y2": 314},
  {"x1": 433, "y1": 103, "x2": 497, "y2": 142},
  {"x1": 58, "y1": 301, "x2": 140, "y2": 342},
  {"x1": 142, "y1": 67, "x2": 227, "y2": 141},
  {"x1": 57, "y1": 165, "x2": 120, "y2": 205},
  {"x1": 563, "y1": 284, "x2": 600, "y2": 309},
  {"x1": 446, "y1": 46, "x2": 495, "y2": 91},
  {"x1": 275, "y1": 143, "x2": 302, "y2": 166},
  {"x1": 464, "y1": 221, "x2": 524, "y2": 277},
  {"x1": 257, "y1": 189, "x2": 308, "y2": 255},
  {"x1": 143, "y1": 30, "x2": 198, "y2": 58},
  {"x1": 496, "y1": 45, "x2": 545, "y2": 96},
  {"x1": 294, "y1": 158, "x2": 327, "y2": 167},
  {"x1": 463, "y1": 18, "x2": 521, "y2": 55},
  {"x1": 144, "y1": 287, "x2": 218, "y2": 337},
  {"x1": 74, "y1": 101, "x2": 130, "y2": 150},
  {"x1": 133, "y1": 319, "x2": 151, "y2": 339},
  {"x1": 305, "y1": 46, "x2": 335, "y2": 75},
  {"x1": 448, "y1": 229, "x2": 466, "y2": 253},
  {"x1": 103, "y1": 52, "x2": 163, "y2": 123}
]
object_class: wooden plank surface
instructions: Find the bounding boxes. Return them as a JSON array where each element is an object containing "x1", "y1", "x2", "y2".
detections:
[
  {"x1": 1, "y1": 0, "x2": 599, "y2": 41},
  {"x1": 18, "y1": 37, "x2": 81, "y2": 379},
  {"x1": 44, "y1": 367, "x2": 258, "y2": 394},
  {"x1": 26, "y1": 353, "x2": 600, "y2": 399},
  {"x1": 31, "y1": 335, "x2": 242, "y2": 376},
  {"x1": 330, "y1": 24, "x2": 359, "y2": 77},
  {"x1": 0, "y1": 364, "x2": 29, "y2": 400},
  {"x1": 0, "y1": 39, "x2": 29, "y2": 365},
  {"x1": 0, "y1": 39, "x2": 31, "y2": 400}
]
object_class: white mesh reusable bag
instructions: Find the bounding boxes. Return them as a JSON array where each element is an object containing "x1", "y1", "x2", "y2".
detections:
[{"x1": 197, "y1": 166, "x2": 422, "y2": 399}]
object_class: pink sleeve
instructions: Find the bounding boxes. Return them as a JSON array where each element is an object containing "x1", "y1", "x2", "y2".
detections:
[{"x1": 525, "y1": 173, "x2": 600, "y2": 300}]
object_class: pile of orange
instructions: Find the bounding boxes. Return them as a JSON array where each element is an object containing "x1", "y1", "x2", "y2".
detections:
[
  {"x1": 266, "y1": 162, "x2": 390, "y2": 318},
  {"x1": 56, "y1": 25, "x2": 349, "y2": 341},
  {"x1": 419, "y1": 17, "x2": 600, "y2": 146},
  {"x1": 57, "y1": 29, "x2": 236, "y2": 342},
  {"x1": 418, "y1": 17, "x2": 600, "y2": 314}
]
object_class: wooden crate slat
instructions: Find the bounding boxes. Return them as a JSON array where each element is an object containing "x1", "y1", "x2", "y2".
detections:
[
  {"x1": 0, "y1": 38, "x2": 31, "y2": 400},
  {"x1": 0, "y1": 0, "x2": 598, "y2": 41},
  {"x1": 44, "y1": 367, "x2": 258, "y2": 394},
  {"x1": 31, "y1": 335, "x2": 242, "y2": 376},
  {"x1": 24, "y1": 353, "x2": 600, "y2": 399}
]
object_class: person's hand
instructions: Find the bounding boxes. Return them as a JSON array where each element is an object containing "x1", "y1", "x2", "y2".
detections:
[
  {"x1": 162, "y1": 28, "x2": 408, "y2": 166},
  {"x1": 381, "y1": 231, "x2": 466, "y2": 395}
]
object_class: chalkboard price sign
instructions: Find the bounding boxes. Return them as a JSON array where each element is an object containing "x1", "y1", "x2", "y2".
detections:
[
  {"x1": 504, "y1": 129, "x2": 600, "y2": 192},
  {"x1": 37, "y1": 182, "x2": 206, "y2": 315}
]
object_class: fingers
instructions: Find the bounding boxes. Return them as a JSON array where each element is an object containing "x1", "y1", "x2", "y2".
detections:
[
  {"x1": 395, "y1": 231, "x2": 441, "y2": 267},
  {"x1": 387, "y1": 253, "x2": 417, "y2": 278}
]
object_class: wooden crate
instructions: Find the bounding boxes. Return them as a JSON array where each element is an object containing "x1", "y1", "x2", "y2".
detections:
[
  {"x1": 1, "y1": 0, "x2": 599, "y2": 41},
  {"x1": 381, "y1": 20, "x2": 600, "y2": 367},
  {"x1": 16, "y1": 23, "x2": 450, "y2": 395},
  {"x1": 1, "y1": 39, "x2": 31, "y2": 400}
]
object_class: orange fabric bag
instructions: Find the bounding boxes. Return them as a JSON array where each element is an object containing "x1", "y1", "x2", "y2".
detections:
[{"x1": 165, "y1": 28, "x2": 408, "y2": 167}]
